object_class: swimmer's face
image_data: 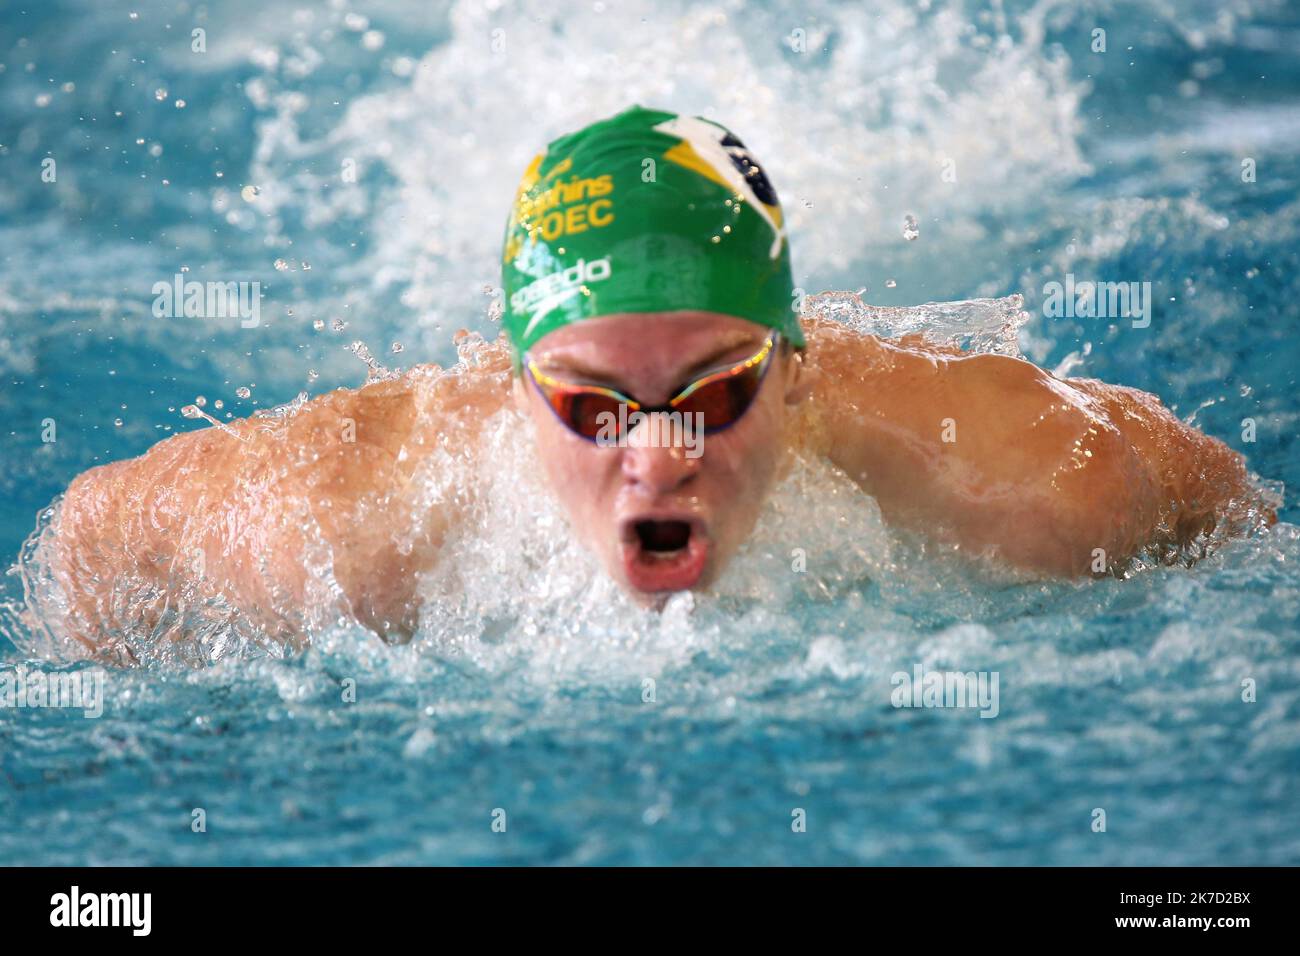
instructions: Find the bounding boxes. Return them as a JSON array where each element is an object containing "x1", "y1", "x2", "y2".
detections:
[{"x1": 514, "y1": 311, "x2": 808, "y2": 601}]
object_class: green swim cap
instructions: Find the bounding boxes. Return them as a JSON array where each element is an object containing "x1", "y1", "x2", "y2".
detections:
[{"x1": 501, "y1": 105, "x2": 803, "y2": 361}]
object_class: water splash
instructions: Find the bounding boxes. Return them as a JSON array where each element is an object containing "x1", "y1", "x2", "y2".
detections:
[
  {"x1": 181, "y1": 403, "x2": 249, "y2": 441},
  {"x1": 346, "y1": 339, "x2": 401, "y2": 384},
  {"x1": 804, "y1": 290, "x2": 1030, "y2": 356},
  {"x1": 230, "y1": 0, "x2": 1093, "y2": 355}
]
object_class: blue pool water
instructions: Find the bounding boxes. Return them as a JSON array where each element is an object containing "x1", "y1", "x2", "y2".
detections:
[{"x1": 2, "y1": 0, "x2": 1299, "y2": 864}]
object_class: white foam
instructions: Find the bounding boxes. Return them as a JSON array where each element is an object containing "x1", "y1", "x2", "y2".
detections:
[{"x1": 232, "y1": 0, "x2": 1092, "y2": 356}]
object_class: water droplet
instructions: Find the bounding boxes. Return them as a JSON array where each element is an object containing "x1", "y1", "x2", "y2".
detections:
[
  {"x1": 312, "y1": 318, "x2": 325, "y2": 331},
  {"x1": 902, "y1": 214, "x2": 920, "y2": 241},
  {"x1": 236, "y1": 386, "x2": 252, "y2": 399},
  {"x1": 114, "y1": 418, "x2": 123, "y2": 427},
  {"x1": 331, "y1": 318, "x2": 347, "y2": 332},
  {"x1": 307, "y1": 369, "x2": 319, "y2": 382},
  {"x1": 181, "y1": 405, "x2": 202, "y2": 419},
  {"x1": 154, "y1": 88, "x2": 168, "y2": 101},
  {"x1": 195, "y1": 395, "x2": 207, "y2": 407},
  {"x1": 885, "y1": 279, "x2": 897, "y2": 288},
  {"x1": 213, "y1": 399, "x2": 224, "y2": 410},
  {"x1": 174, "y1": 99, "x2": 186, "y2": 109},
  {"x1": 390, "y1": 342, "x2": 404, "y2": 353},
  {"x1": 273, "y1": 257, "x2": 289, "y2": 271}
]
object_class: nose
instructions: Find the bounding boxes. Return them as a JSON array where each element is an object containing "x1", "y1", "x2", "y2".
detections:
[{"x1": 620, "y1": 418, "x2": 701, "y2": 494}]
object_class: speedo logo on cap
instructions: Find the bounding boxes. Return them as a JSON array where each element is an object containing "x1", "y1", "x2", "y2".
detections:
[{"x1": 512, "y1": 256, "x2": 613, "y2": 334}]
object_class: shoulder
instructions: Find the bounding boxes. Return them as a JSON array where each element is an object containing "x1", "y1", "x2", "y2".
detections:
[
  {"x1": 803, "y1": 316, "x2": 1073, "y2": 435},
  {"x1": 271, "y1": 345, "x2": 514, "y2": 504}
]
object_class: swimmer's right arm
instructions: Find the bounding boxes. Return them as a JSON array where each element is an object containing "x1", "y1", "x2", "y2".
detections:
[{"x1": 52, "y1": 337, "x2": 514, "y2": 660}]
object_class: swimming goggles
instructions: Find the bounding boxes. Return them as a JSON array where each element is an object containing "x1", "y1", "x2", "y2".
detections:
[{"x1": 525, "y1": 334, "x2": 779, "y2": 442}]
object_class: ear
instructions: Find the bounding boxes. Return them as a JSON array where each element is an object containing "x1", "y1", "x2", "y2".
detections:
[{"x1": 783, "y1": 350, "x2": 814, "y2": 405}]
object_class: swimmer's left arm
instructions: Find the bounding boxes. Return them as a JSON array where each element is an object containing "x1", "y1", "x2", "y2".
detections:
[{"x1": 804, "y1": 317, "x2": 1263, "y2": 575}]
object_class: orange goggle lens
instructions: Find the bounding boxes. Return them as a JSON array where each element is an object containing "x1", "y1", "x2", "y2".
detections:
[{"x1": 527, "y1": 335, "x2": 777, "y2": 442}]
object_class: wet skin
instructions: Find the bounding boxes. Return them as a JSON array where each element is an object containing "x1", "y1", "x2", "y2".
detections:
[{"x1": 50, "y1": 311, "x2": 1265, "y2": 656}]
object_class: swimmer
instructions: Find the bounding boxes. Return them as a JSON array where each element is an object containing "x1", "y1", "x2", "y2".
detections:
[{"x1": 46, "y1": 106, "x2": 1269, "y2": 658}]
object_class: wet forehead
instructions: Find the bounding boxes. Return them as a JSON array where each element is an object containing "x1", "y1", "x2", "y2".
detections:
[{"x1": 531, "y1": 312, "x2": 769, "y2": 387}]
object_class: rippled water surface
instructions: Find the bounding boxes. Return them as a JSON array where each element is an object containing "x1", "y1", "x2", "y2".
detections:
[{"x1": 1, "y1": 0, "x2": 1299, "y2": 864}]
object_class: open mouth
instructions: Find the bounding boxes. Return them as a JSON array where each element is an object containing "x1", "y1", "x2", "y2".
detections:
[
  {"x1": 619, "y1": 515, "x2": 710, "y2": 593},
  {"x1": 636, "y1": 520, "x2": 692, "y2": 553}
]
